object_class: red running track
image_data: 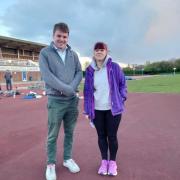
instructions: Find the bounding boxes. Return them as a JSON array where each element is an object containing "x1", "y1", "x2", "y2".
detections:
[{"x1": 0, "y1": 93, "x2": 180, "y2": 180}]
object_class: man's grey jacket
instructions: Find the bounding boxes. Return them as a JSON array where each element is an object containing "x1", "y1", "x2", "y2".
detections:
[{"x1": 39, "y1": 42, "x2": 83, "y2": 100}]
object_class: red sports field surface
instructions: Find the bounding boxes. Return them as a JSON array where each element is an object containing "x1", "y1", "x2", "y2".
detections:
[{"x1": 0, "y1": 93, "x2": 180, "y2": 180}]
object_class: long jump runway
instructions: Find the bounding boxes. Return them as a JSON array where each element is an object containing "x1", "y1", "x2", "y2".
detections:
[{"x1": 0, "y1": 93, "x2": 180, "y2": 180}]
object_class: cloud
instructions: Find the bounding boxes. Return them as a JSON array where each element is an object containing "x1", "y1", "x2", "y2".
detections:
[
  {"x1": 0, "y1": 0, "x2": 180, "y2": 64},
  {"x1": 0, "y1": 20, "x2": 10, "y2": 36},
  {"x1": 145, "y1": 0, "x2": 180, "y2": 44},
  {"x1": 1, "y1": 0, "x2": 131, "y2": 56}
]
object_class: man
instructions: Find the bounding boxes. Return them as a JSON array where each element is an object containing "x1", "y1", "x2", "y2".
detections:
[
  {"x1": 39, "y1": 22, "x2": 83, "y2": 180},
  {"x1": 4, "y1": 70, "x2": 12, "y2": 91}
]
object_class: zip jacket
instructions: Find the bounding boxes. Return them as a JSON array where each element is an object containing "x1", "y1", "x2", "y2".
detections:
[{"x1": 84, "y1": 57, "x2": 127, "y2": 120}]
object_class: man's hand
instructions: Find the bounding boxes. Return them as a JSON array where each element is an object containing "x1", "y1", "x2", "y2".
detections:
[{"x1": 76, "y1": 92, "x2": 79, "y2": 97}]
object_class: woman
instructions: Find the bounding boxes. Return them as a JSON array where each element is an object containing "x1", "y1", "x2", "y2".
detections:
[{"x1": 84, "y1": 42, "x2": 127, "y2": 176}]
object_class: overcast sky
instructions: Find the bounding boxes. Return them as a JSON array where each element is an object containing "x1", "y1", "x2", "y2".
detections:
[{"x1": 0, "y1": 0, "x2": 180, "y2": 64}]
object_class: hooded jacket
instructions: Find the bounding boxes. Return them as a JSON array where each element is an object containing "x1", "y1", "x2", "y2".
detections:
[{"x1": 84, "y1": 57, "x2": 127, "y2": 120}]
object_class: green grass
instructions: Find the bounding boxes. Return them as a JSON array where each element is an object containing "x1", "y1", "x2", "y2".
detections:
[
  {"x1": 127, "y1": 75, "x2": 180, "y2": 93},
  {"x1": 79, "y1": 75, "x2": 180, "y2": 94}
]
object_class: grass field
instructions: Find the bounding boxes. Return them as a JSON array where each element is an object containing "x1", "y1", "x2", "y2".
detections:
[
  {"x1": 127, "y1": 75, "x2": 180, "y2": 93},
  {"x1": 79, "y1": 75, "x2": 180, "y2": 94}
]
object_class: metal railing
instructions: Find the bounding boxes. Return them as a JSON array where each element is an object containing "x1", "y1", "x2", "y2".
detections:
[{"x1": 0, "y1": 59, "x2": 39, "y2": 67}]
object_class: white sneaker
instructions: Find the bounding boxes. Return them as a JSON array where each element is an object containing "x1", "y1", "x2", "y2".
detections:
[
  {"x1": 46, "y1": 164, "x2": 56, "y2": 180},
  {"x1": 63, "y1": 159, "x2": 80, "y2": 173}
]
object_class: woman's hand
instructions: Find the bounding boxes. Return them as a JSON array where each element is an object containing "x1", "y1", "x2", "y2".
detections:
[
  {"x1": 85, "y1": 115, "x2": 95, "y2": 128},
  {"x1": 85, "y1": 115, "x2": 89, "y2": 120}
]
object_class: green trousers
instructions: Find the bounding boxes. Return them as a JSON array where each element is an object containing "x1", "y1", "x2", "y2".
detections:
[{"x1": 47, "y1": 96, "x2": 79, "y2": 164}]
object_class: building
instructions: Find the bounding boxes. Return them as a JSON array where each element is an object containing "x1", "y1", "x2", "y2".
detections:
[
  {"x1": 0, "y1": 35, "x2": 133, "y2": 84},
  {"x1": 0, "y1": 35, "x2": 46, "y2": 82}
]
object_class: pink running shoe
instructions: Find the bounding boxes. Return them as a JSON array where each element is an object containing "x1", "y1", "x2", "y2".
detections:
[
  {"x1": 98, "y1": 160, "x2": 108, "y2": 175},
  {"x1": 108, "y1": 160, "x2": 117, "y2": 176}
]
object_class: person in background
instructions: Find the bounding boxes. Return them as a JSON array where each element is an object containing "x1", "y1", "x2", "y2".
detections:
[
  {"x1": 39, "y1": 22, "x2": 83, "y2": 180},
  {"x1": 4, "y1": 70, "x2": 12, "y2": 91},
  {"x1": 84, "y1": 42, "x2": 127, "y2": 176}
]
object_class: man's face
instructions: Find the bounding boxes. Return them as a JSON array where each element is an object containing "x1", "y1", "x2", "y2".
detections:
[{"x1": 53, "y1": 30, "x2": 69, "y2": 50}]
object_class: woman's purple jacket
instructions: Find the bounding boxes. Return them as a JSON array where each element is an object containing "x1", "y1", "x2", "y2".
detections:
[{"x1": 83, "y1": 57, "x2": 127, "y2": 121}]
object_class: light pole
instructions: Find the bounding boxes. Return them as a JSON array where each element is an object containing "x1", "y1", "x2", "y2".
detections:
[
  {"x1": 173, "y1": 67, "x2": 176, "y2": 75},
  {"x1": 133, "y1": 67, "x2": 135, "y2": 76},
  {"x1": 141, "y1": 68, "x2": 144, "y2": 76}
]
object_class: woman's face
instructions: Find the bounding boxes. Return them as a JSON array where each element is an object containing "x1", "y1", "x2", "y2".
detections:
[{"x1": 93, "y1": 49, "x2": 107, "y2": 62}]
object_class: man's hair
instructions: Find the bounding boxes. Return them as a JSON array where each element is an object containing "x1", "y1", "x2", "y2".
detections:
[{"x1": 53, "y1": 22, "x2": 69, "y2": 35}]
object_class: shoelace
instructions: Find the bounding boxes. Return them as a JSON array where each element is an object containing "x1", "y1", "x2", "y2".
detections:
[
  {"x1": 100, "y1": 162, "x2": 107, "y2": 169},
  {"x1": 69, "y1": 159, "x2": 76, "y2": 166},
  {"x1": 109, "y1": 162, "x2": 117, "y2": 169},
  {"x1": 48, "y1": 164, "x2": 55, "y2": 171}
]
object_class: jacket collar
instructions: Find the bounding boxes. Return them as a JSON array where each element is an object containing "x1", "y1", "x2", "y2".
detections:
[
  {"x1": 87, "y1": 56, "x2": 112, "y2": 73},
  {"x1": 90, "y1": 55, "x2": 111, "y2": 70},
  {"x1": 50, "y1": 41, "x2": 71, "y2": 51}
]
